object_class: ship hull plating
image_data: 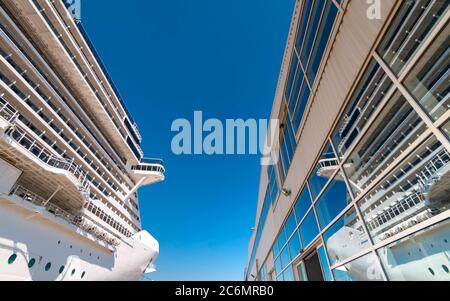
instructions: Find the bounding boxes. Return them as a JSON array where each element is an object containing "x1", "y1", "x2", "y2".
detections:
[{"x1": 0, "y1": 195, "x2": 158, "y2": 281}]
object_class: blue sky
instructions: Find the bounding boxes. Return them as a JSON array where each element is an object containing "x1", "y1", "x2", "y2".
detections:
[{"x1": 81, "y1": 0, "x2": 295, "y2": 280}]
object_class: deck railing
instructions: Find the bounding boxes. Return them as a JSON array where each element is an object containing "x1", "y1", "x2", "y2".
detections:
[
  {"x1": 132, "y1": 158, "x2": 165, "y2": 173},
  {"x1": 10, "y1": 185, "x2": 120, "y2": 246},
  {"x1": 0, "y1": 98, "x2": 91, "y2": 196},
  {"x1": 5, "y1": 124, "x2": 91, "y2": 195}
]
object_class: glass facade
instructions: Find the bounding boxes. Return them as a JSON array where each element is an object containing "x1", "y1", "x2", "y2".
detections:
[
  {"x1": 286, "y1": 0, "x2": 339, "y2": 136},
  {"x1": 251, "y1": 0, "x2": 450, "y2": 282}
]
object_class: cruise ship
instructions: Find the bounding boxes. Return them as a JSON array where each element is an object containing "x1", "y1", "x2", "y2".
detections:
[
  {"x1": 246, "y1": 0, "x2": 450, "y2": 281},
  {"x1": 0, "y1": 0, "x2": 165, "y2": 280}
]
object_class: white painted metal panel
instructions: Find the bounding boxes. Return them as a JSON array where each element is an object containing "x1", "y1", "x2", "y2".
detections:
[{"x1": 0, "y1": 157, "x2": 22, "y2": 194}]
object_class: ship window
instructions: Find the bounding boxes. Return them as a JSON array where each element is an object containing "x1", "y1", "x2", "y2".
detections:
[
  {"x1": 28, "y1": 258, "x2": 36, "y2": 268},
  {"x1": 71, "y1": 269, "x2": 76, "y2": 276},
  {"x1": 442, "y1": 265, "x2": 449, "y2": 274},
  {"x1": 81, "y1": 272, "x2": 86, "y2": 279},
  {"x1": 8, "y1": 254, "x2": 17, "y2": 265},
  {"x1": 45, "y1": 262, "x2": 52, "y2": 271},
  {"x1": 59, "y1": 266, "x2": 65, "y2": 274},
  {"x1": 428, "y1": 268, "x2": 435, "y2": 276}
]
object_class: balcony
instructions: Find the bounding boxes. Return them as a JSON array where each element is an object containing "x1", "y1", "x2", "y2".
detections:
[
  {"x1": 131, "y1": 158, "x2": 165, "y2": 185},
  {"x1": 0, "y1": 99, "x2": 90, "y2": 210},
  {"x1": 9, "y1": 185, "x2": 120, "y2": 247},
  {"x1": 0, "y1": 1, "x2": 142, "y2": 163}
]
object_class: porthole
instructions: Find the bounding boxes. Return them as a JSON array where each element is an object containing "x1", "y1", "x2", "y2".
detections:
[
  {"x1": 28, "y1": 258, "x2": 36, "y2": 268},
  {"x1": 45, "y1": 262, "x2": 52, "y2": 271},
  {"x1": 59, "y1": 265, "x2": 65, "y2": 274},
  {"x1": 8, "y1": 254, "x2": 17, "y2": 265},
  {"x1": 81, "y1": 272, "x2": 86, "y2": 279},
  {"x1": 57, "y1": 241, "x2": 61, "y2": 245},
  {"x1": 443, "y1": 265, "x2": 449, "y2": 274},
  {"x1": 71, "y1": 269, "x2": 76, "y2": 276},
  {"x1": 70, "y1": 245, "x2": 73, "y2": 249},
  {"x1": 428, "y1": 268, "x2": 435, "y2": 276}
]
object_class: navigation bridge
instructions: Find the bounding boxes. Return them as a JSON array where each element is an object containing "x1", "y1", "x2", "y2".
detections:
[{"x1": 122, "y1": 158, "x2": 165, "y2": 203}]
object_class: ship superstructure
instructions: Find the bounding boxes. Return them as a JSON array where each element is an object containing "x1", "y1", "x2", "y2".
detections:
[{"x1": 0, "y1": 0, "x2": 164, "y2": 281}]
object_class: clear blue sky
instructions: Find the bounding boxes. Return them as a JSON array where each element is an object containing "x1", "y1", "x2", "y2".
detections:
[{"x1": 81, "y1": 0, "x2": 295, "y2": 280}]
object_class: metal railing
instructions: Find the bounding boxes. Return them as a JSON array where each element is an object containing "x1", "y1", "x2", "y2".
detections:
[
  {"x1": 367, "y1": 191, "x2": 425, "y2": 232},
  {"x1": 0, "y1": 96, "x2": 18, "y2": 123},
  {"x1": 417, "y1": 148, "x2": 450, "y2": 195},
  {"x1": 58, "y1": 0, "x2": 142, "y2": 139},
  {"x1": 3, "y1": 120, "x2": 90, "y2": 196},
  {"x1": 132, "y1": 158, "x2": 165, "y2": 173},
  {"x1": 10, "y1": 185, "x2": 120, "y2": 246}
]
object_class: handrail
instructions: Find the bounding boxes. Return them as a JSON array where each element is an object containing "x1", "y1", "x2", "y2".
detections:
[
  {"x1": 140, "y1": 158, "x2": 165, "y2": 166},
  {"x1": 417, "y1": 149, "x2": 450, "y2": 193},
  {"x1": 367, "y1": 191, "x2": 425, "y2": 232},
  {"x1": 0, "y1": 96, "x2": 18, "y2": 122},
  {"x1": 131, "y1": 158, "x2": 165, "y2": 174},
  {"x1": 3, "y1": 119, "x2": 90, "y2": 195},
  {"x1": 10, "y1": 185, "x2": 120, "y2": 246},
  {"x1": 317, "y1": 158, "x2": 339, "y2": 169},
  {"x1": 60, "y1": 0, "x2": 139, "y2": 134}
]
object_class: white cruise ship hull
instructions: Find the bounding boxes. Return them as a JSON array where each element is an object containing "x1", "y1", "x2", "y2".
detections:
[{"x1": 0, "y1": 194, "x2": 158, "y2": 281}]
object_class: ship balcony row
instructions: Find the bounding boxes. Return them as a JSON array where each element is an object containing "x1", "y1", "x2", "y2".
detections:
[
  {"x1": 0, "y1": 96, "x2": 142, "y2": 227},
  {"x1": 0, "y1": 32, "x2": 133, "y2": 195},
  {"x1": 57, "y1": 0, "x2": 143, "y2": 144},
  {"x1": 1, "y1": 1, "x2": 143, "y2": 163},
  {"x1": 0, "y1": 26, "x2": 135, "y2": 190},
  {"x1": 8, "y1": 185, "x2": 120, "y2": 249},
  {"x1": 1, "y1": 99, "x2": 139, "y2": 235},
  {"x1": 0, "y1": 55, "x2": 142, "y2": 221}
]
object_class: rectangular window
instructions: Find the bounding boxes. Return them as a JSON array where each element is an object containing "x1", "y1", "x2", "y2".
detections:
[
  {"x1": 299, "y1": 210, "x2": 320, "y2": 248},
  {"x1": 308, "y1": 143, "x2": 337, "y2": 200},
  {"x1": 332, "y1": 60, "x2": 393, "y2": 158},
  {"x1": 285, "y1": 211, "x2": 297, "y2": 238},
  {"x1": 315, "y1": 175, "x2": 351, "y2": 229},
  {"x1": 288, "y1": 231, "x2": 302, "y2": 261},
  {"x1": 295, "y1": 186, "x2": 313, "y2": 223},
  {"x1": 285, "y1": 55, "x2": 299, "y2": 102},
  {"x1": 323, "y1": 207, "x2": 370, "y2": 267},
  {"x1": 404, "y1": 25, "x2": 450, "y2": 121},
  {"x1": 333, "y1": 253, "x2": 384, "y2": 281},
  {"x1": 378, "y1": 0, "x2": 449, "y2": 76},
  {"x1": 343, "y1": 90, "x2": 426, "y2": 196},
  {"x1": 307, "y1": 1, "x2": 338, "y2": 84},
  {"x1": 292, "y1": 80, "x2": 311, "y2": 135},
  {"x1": 357, "y1": 136, "x2": 449, "y2": 243},
  {"x1": 300, "y1": 0, "x2": 326, "y2": 67},
  {"x1": 295, "y1": 0, "x2": 314, "y2": 53},
  {"x1": 318, "y1": 246, "x2": 333, "y2": 281}
]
